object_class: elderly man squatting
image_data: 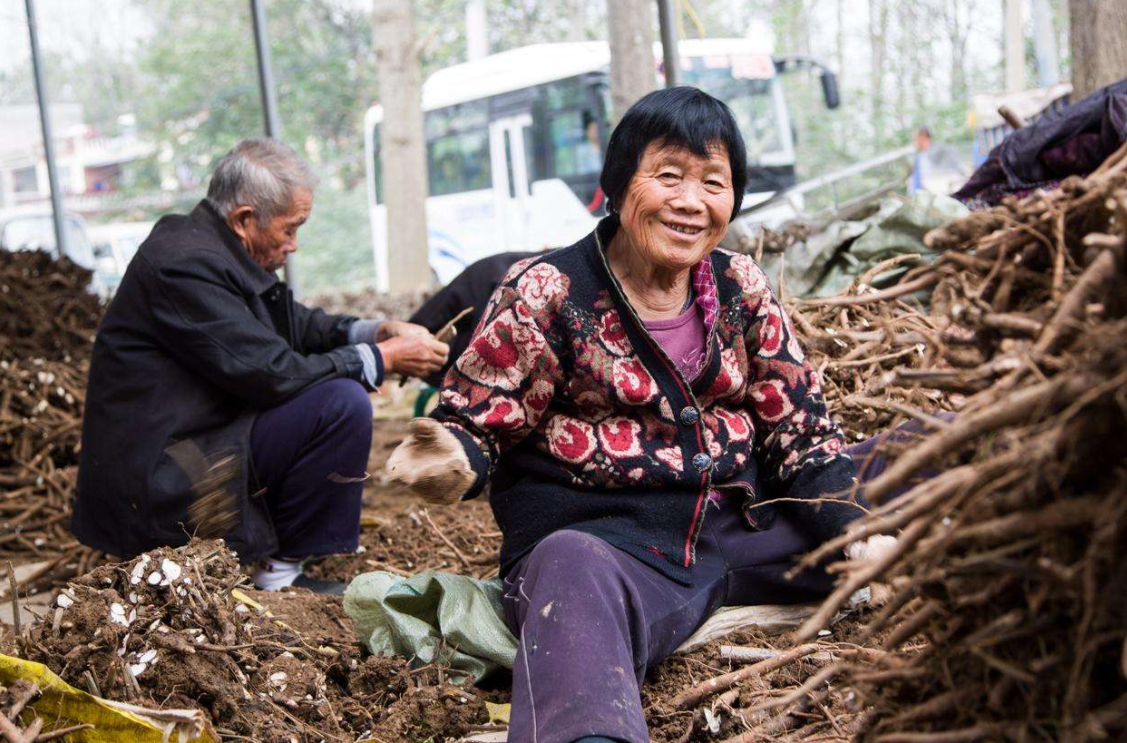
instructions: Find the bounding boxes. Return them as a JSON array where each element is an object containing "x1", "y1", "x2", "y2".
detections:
[{"x1": 74, "y1": 138, "x2": 448, "y2": 593}]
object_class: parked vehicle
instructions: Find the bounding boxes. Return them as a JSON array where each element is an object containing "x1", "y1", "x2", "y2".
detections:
[
  {"x1": 0, "y1": 207, "x2": 105, "y2": 294},
  {"x1": 89, "y1": 221, "x2": 154, "y2": 294},
  {"x1": 364, "y1": 39, "x2": 839, "y2": 288}
]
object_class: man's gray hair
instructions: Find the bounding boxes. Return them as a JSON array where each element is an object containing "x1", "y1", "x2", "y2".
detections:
[{"x1": 206, "y1": 138, "x2": 319, "y2": 222}]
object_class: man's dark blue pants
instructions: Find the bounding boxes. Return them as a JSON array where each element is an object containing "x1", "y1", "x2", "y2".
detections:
[{"x1": 249, "y1": 378, "x2": 372, "y2": 560}]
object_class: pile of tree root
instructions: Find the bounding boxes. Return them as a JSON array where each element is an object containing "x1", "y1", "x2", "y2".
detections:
[
  {"x1": 11, "y1": 538, "x2": 496, "y2": 743},
  {"x1": 690, "y1": 143, "x2": 1127, "y2": 742},
  {"x1": 0, "y1": 252, "x2": 103, "y2": 599}
]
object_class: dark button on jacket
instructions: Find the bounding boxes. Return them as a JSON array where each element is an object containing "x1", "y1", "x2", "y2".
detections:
[
  {"x1": 691, "y1": 453, "x2": 713, "y2": 472},
  {"x1": 73, "y1": 201, "x2": 366, "y2": 561}
]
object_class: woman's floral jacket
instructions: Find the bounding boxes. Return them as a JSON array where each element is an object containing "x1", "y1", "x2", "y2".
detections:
[{"x1": 433, "y1": 217, "x2": 858, "y2": 583}]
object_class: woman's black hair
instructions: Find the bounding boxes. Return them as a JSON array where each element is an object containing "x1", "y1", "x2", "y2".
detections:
[{"x1": 599, "y1": 86, "x2": 747, "y2": 222}]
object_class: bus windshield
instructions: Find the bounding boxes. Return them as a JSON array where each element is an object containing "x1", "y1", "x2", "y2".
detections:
[{"x1": 681, "y1": 58, "x2": 786, "y2": 165}]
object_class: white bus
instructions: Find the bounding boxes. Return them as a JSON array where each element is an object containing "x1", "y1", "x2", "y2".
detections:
[{"x1": 364, "y1": 38, "x2": 837, "y2": 288}]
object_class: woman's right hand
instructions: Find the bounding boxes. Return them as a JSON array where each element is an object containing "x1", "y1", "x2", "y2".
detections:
[
  {"x1": 378, "y1": 335, "x2": 449, "y2": 379},
  {"x1": 386, "y1": 418, "x2": 475, "y2": 504}
]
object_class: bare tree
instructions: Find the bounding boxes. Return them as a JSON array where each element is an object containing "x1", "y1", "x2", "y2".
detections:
[
  {"x1": 567, "y1": 0, "x2": 587, "y2": 41},
  {"x1": 943, "y1": 0, "x2": 976, "y2": 103},
  {"x1": 607, "y1": 0, "x2": 656, "y2": 122},
  {"x1": 868, "y1": 0, "x2": 890, "y2": 139},
  {"x1": 1068, "y1": 0, "x2": 1127, "y2": 99},
  {"x1": 373, "y1": 0, "x2": 431, "y2": 291}
]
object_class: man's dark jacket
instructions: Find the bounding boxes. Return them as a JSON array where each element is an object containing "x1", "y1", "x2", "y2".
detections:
[{"x1": 73, "y1": 201, "x2": 368, "y2": 561}]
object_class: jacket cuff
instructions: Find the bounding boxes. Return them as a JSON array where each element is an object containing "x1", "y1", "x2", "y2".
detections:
[
  {"x1": 780, "y1": 456, "x2": 862, "y2": 543},
  {"x1": 347, "y1": 318, "x2": 383, "y2": 345},
  {"x1": 354, "y1": 343, "x2": 385, "y2": 389},
  {"x1": 442, "y1": 423, "x2": 489, "y2": 500},
  {"x1": 333, "y1": 315, "x2": 362, "y2": 347}
]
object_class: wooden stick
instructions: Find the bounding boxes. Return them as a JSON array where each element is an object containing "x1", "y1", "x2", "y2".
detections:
[
  {"x1": 1033, "y1": 249, "x2": 1116, "y2": 356},
  {"x1": 672, "y1": 643, "x2": 823, "y2": 710},
  {"x1": 793, "y1": 515, "x2": 933, "y2": 643},
  {"x1": 798, "y1": 273, "x2": 938, "y2": 308},
  {"x1": 860, "y1": 376, "x2": 1085, "y2": 505},
  {"x1": 5, "y1": 561, "x2": 19, "y2": 639},
  {"x1": 420, "y1": 509, "x2": 471, "y2": 570},
  {"x1": 36, "y1": 723, "x2": 96, "y2": 742},
  {"x1": 873, "y1": 722, "x2": 1014, "y2": 742},
  {"x1": 719, "y1": 646, "x2": 835, "y2": 665}
]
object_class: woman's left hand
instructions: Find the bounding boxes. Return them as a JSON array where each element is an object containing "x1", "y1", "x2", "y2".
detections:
[
  {"x1": 845, "y1": 534, "x2": 898, "y2": 606},
  {"x1": 844, "y1": 534, "x2": 898, "y2": 563}
]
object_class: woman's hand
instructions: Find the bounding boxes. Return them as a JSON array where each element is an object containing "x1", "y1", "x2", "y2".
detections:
[
  {"x1": 378, "y1": 335, "x2": 449, "y2": 379},
  {"x1": 386, "y1": 418, "x2": 475, "y2": 504},
  {"x1": 844, "y1": 534, "x2": 898, "y2": 563},
  {"x1": 845, "y1": 534, "x2": 898, "y2": 606}
]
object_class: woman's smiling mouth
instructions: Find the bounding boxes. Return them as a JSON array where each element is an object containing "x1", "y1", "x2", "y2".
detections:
[{"x1": 662, "y1": 221, "x2": 705, "y2": 237}]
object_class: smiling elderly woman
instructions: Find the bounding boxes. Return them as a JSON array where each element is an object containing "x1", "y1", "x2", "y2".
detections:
[{"x1": 388, "y1": 88, "x2": 888, "y2": 743}]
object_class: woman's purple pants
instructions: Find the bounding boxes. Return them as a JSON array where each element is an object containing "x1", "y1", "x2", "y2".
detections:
[{"x1": 500, "y1": 422, "x2": 935, "y2": 743}]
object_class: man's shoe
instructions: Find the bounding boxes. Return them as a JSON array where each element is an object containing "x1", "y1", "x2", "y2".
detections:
[{"x1": 291, "y1": 574, "x2": 346, "y2": 595}]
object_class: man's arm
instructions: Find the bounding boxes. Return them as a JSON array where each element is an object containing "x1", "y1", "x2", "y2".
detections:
[
  {"x1": 141, "y1": 255, "x2": 376, "y2": 407},
  {"x1": 294, "y1": 302, "x2": 357, "y2": 354}
]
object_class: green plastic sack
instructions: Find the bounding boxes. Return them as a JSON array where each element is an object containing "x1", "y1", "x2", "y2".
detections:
[{"x1": 344, "y1": 570, "x2": 517, "y2": 683}]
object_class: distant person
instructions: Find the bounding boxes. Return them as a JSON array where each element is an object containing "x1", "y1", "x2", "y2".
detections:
[
  {"x1": 910, "y1": 126, "x2": 967, "y2": 195},
  {"x1": 576, "y1": 110, "x2": 604, "y2": 174},
  {"x1": 408, "y1": 251, "x2": 540, "y2": 388},
  {"x1": 74, "y1": 138, "x2": 449, "y2": 594}
]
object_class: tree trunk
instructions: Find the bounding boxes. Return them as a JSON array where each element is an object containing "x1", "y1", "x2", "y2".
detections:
[
  {"x1": 1068, "y1": 0, "x2": 1127, "y2": 99},
  {"x1": 373, "y1": 0, "x2": 431, "y2": 291},
  {"x1": 568, "y1": 0, "x2": 586, "y2": 41},
  {"x1": 607, "y1": 0, "x2": 656, "y2": 122},
  {"x1": 1004, "y1": 0, "x2": 1025, "y2": 92},
  {"x1": 868, "y1": 0, "x2": 889, "y2": 140}
]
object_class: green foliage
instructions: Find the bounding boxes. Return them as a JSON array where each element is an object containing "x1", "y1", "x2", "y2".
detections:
[
  {"x1": 290, "y1": 184, "x2": 375, "y2": 296},
  {"x1": 133, "y1": 0, "x2": 377, "y2": 185}
]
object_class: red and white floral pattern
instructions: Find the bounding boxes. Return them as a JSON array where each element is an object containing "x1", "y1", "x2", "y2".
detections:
[
  {"x1": 437, "y1": 245, "x2": 848, "y2": 500},
  {"x1": 476, "y1": 397, "x2": 526, "y2": 431},
  {"x1": 545, "y1": 414, "x2": 598, "y2": 464},
  {"x1": 749, "y1": 379, "x2": 794, "y2": 423},
  {"x1": 726, "y1": 254, "x2": 768, "y2": 296},
  {"x1": 517, "y1": 262, "x2": 569, "y2": 311},
  {"x1": 597, "y1": 416, "x2": 644, "y2": 459},
  {"x1": 597, "y1": 311, "x2": 632, "y2": 356},
  {"x1": 655, "y1": 446, "x2": 684, "y2": 472},
  {"x1": 611, "y1": 357, "x2": 658, "y2": 405},
  {"x1": 459, "y1": 307, "x2": 549, "y2": 391},
  {"x1": 714, "y1": 408, "x2": 752, "y2": 442}
]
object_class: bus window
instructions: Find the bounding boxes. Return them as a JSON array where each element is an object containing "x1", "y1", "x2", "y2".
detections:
[
  {"x1": 371, "y1": 124, "x2": 383, "y2": 205},
  {"x1": 682, "y1": 67, "x2": 783, "y2": 162},
  {"x1": 543, "y1": 78, "x2": 604, "y2": 178},
  {"x1": 426, "y1": 101, "x2": 493, "y2": 196},
  {"x1": 428, "y1": 129, "x2": 492, "y2": 196},
  {"x1": 549, "y1": 109, "x2": 603, "y2": 177}
]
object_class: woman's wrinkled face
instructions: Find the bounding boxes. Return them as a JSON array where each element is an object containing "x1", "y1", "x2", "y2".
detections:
[{"x1": 617, "y1": 141, "x2": 735, "y2": 272}]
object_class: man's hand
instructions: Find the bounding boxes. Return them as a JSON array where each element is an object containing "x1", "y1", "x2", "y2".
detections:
[
  {"x1": 387, "y1": 418, "x2": 475, "y2": 504},
  {"x1": 377, "y1": 320, "x2": 431, "y2": 341},
  {"x1": 378, "y1": 335, "x2": 449, "y2": 379}
]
